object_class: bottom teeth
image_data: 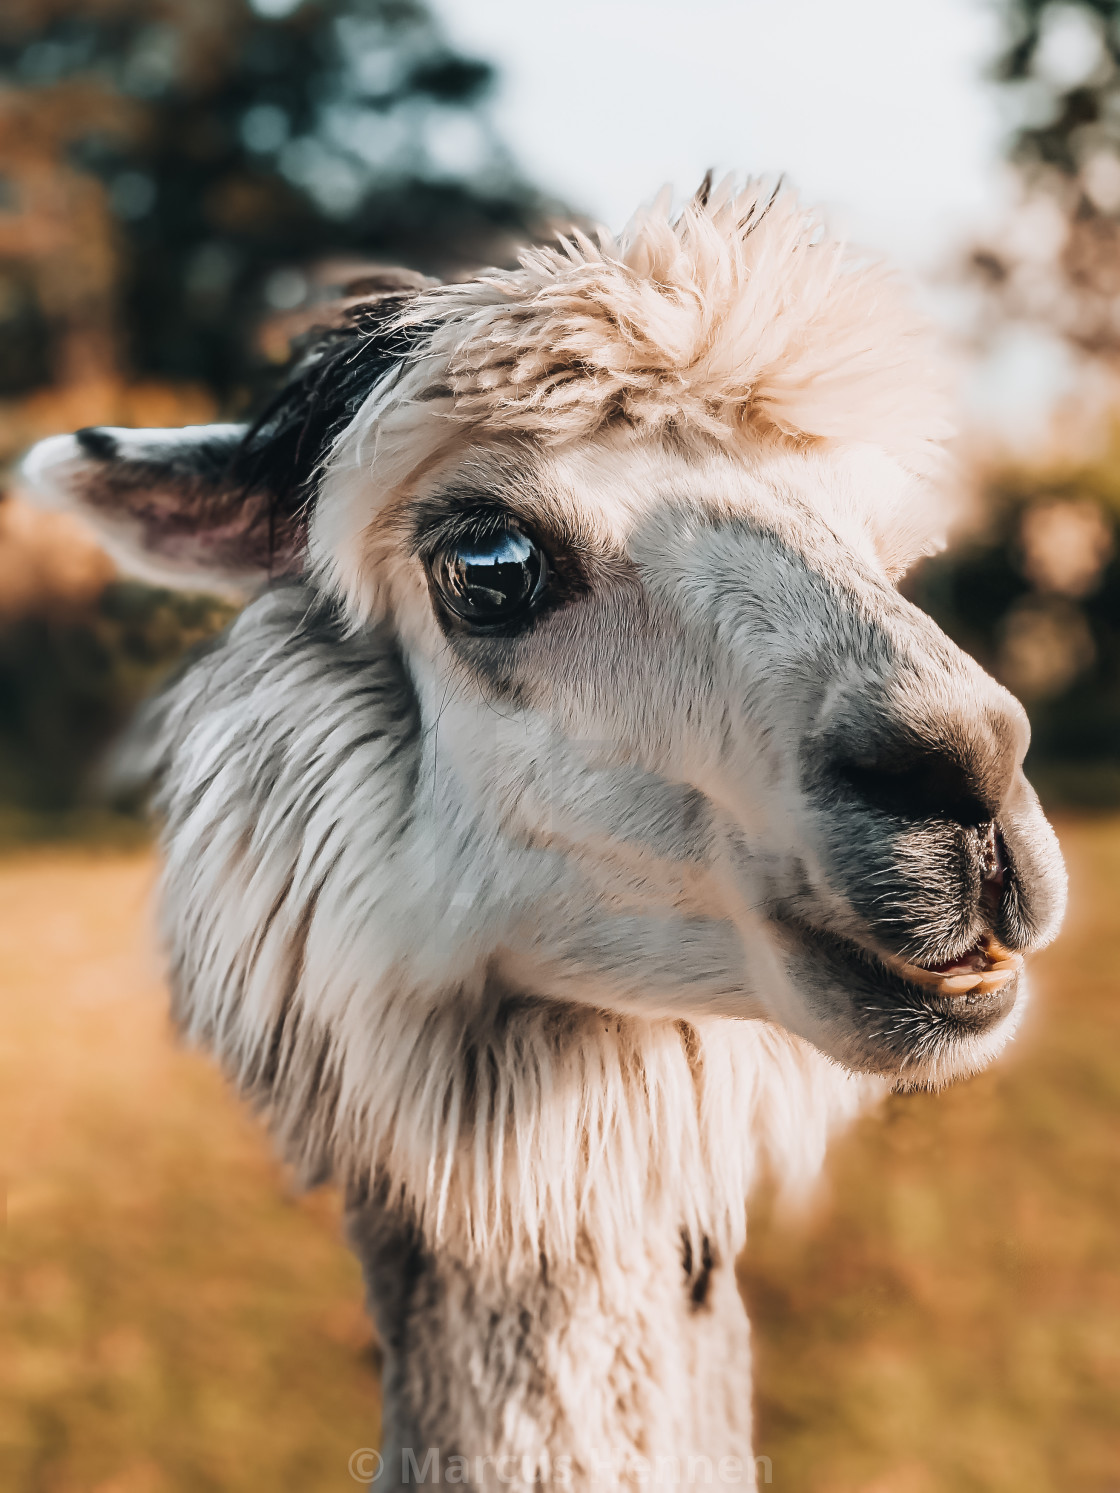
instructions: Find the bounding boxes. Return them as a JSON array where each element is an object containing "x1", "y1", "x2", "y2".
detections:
[
  {"x1": 941, "y1": 973, "x2": 984, "y2": 993},
  {"x1": 890, "y1": 936, "x2": 1023, "y2": 998}
]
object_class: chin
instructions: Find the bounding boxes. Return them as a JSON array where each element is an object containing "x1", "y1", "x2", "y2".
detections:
[{"x1": 779, "y1": 918, "x2": 1030, "y2": 1090}]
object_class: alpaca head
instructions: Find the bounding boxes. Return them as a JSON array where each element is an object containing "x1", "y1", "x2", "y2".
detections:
[{"x1": 23, "y1": 181, "x2": 1066, "y2": 1095}]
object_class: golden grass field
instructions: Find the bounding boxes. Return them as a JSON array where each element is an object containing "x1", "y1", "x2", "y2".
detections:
[{"x1": 2, "y1": 819, "x2": 1118, "y2": 1493}]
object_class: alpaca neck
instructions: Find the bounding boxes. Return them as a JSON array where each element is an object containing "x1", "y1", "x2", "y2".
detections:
[
  {"x1": 334, "y1": 1008, "x2": 866, "y2": 1491},
  {"x1": 347, "y1": 1202, "x2": 756, "y2": 1492}
]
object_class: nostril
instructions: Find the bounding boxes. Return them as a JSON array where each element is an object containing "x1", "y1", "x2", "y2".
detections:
[
  {"x1": 978, "y1": 823, "x2": 1008, "y2": 920},
  {"x1": 833, "y1": 747, "x2": 993, "y2": 829},
  {"x1": 980, "y1": 822, "x2": 1006, "y2": 888}
]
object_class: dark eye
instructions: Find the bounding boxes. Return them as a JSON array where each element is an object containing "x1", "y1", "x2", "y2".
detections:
[{"x1": 429, "y1": 525, "x2": 548, "y2": 628}]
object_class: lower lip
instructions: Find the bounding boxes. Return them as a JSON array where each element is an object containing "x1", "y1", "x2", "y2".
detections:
[
  {"x1": 912, "y1": 977, "x2": 1019, "y2": 1029},
  {"x1": 785, "y1": 921, "x2": 1022, "y2": 1034}
]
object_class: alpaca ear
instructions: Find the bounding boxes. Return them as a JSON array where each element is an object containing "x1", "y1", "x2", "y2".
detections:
[
  {"x1": 19, "y1": 276, "x2": 435, "y2": 596},
  {"x1": 19, "y1": 423, "x2": 292, "y2": 597}
]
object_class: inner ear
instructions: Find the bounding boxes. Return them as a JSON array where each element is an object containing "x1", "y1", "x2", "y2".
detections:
[{"x1": 20, "y1": 423, "x2": 294, "y2": 597}]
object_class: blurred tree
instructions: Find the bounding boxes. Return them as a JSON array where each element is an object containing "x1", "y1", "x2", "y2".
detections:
[
  {"x1": 0, "y1": 584, "x2": 236, "y2": 823},
  {"x1": 907, "y1": 1, "x2": 1120, "y2": 804},
  {"x1": 0, "y1": 0, "x2": 553, "y2": 826},
  {"x1": 0, "y1": 0, "x2": 549, "y2": 404},
  {"x1": 904, "y1": 443, "x2": 1120, "y2": 804},
  {"x1": 971, "y1": 0, "x2": 1120, "y2": 361}
]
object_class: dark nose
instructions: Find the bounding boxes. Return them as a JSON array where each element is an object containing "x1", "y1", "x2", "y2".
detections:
[
  {"x1": 832, "y1": 740, "x2": 996, "y2": 829},
  {"x1": 811, "y1": 638, "x2": 1029, "y2": 834}
]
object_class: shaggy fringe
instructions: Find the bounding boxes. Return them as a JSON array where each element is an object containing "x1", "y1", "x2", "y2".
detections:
[
  {"x1": 422, "y1": 178, "x2": 949, "y2": 460},
  {"x1": 339, "y1": 1001, "x2": 873, "y2": 1269},
  {"x1": 312, "y1": 176, "x2": 953, "y2": 617}
]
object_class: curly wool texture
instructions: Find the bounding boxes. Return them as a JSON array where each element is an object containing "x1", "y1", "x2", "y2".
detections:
[{"x1": 392, "y1": 179, "x2": 950, "y2": 468}]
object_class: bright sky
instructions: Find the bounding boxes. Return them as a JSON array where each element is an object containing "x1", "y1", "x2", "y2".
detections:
[{"x1": 434, "y1": 0, "x2": 1007, "y2": 266}]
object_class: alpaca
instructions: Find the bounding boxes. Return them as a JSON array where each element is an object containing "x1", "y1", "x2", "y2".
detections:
[{"x1": 24, "y1": 180, "x2": 1066, "y2": 1490}]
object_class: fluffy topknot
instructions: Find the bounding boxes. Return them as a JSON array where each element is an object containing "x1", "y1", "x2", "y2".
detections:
[
  {"x1": 398, "y1": 176, "x2": 948, "y2": 465},
  {"x1": 312, "y1": 177, "x2": 954, "y2": 613}
]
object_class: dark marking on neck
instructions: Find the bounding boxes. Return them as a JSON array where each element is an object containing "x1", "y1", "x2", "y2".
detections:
[{"x1": 682, "y1": 1230, "x2": 716, "y2": 1311}]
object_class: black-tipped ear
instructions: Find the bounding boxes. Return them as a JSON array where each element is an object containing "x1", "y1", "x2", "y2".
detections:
[
  {"x1": 20, "y1": 422, "x2": 291, "y2": 596},
  {"x1": 19, "y1": 279, "x2": 434, "y2": 595}
]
